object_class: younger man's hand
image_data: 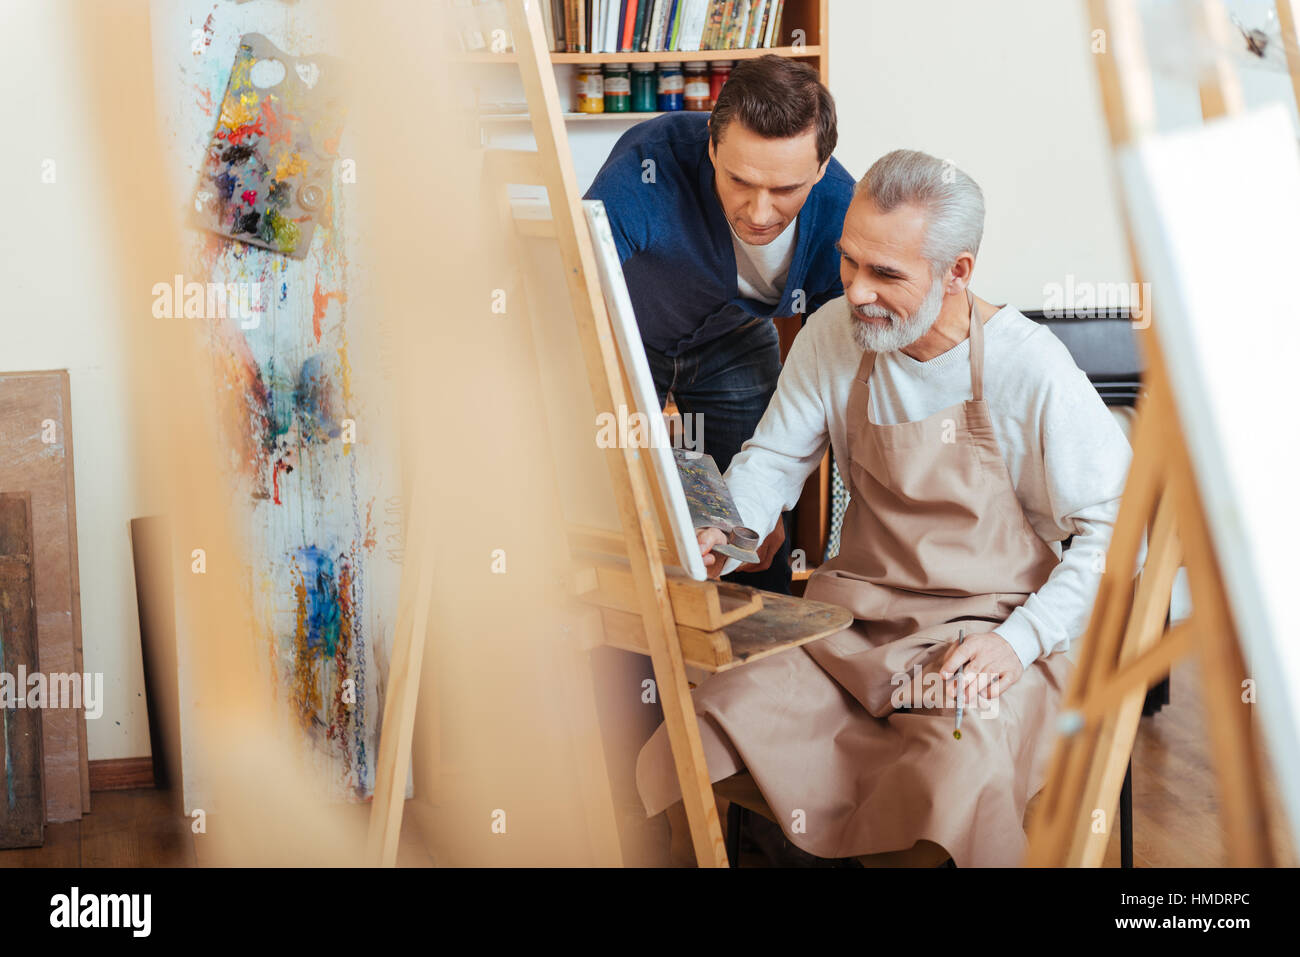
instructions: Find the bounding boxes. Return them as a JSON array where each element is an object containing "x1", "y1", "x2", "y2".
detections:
[{"x1": 737, "y1": 519, "x2": 785, "y2": 573}]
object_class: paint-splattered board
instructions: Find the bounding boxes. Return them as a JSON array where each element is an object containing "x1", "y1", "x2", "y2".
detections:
[
  {"x1": 151, "y1": 4, "x2": 404, "y2": 807},
  {"x1": 0, "y1": 371, "x2": 88, "y2": 823},
  {"x1": 0, "y1": 493, "x2": 45, "y2": 848},
  {"x1": 194, "y1": 33, "x2": 343, "y2": 259}
]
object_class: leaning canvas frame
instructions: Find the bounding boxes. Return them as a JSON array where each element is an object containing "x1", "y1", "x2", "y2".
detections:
[
  {"x1": 582, "y1": 200, "x2": 709, "y2": 581},
  {"x1": 1119, "y1": 102, "x2": 1300, "y2": 846}
]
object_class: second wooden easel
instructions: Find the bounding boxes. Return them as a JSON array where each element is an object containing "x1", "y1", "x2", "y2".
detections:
[
  {"x1": 367, "y1": 0, "x2": 850, "y2": 868},
  {"x1": 1025, "y1": 0, "x2": 1300, "y2": 866}
]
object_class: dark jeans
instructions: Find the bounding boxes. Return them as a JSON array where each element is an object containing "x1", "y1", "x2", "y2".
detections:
[{"x1": 645, "y1": 316, "x2": 793, "y2": 596}]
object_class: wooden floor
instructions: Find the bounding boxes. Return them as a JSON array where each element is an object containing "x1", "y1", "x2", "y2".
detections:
[
  {"x1": 0, "y1": 792, "x2": 436, "y2": 868},
  {"x1": 2, "y1": 657, "x2": 1294, "y2": 867},
  {"x1": 1114, "y1": 658, "x2": 1297, "y2": 868}
]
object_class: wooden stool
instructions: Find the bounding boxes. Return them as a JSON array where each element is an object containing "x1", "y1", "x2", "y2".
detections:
[{"x1": 714, "y1": 771, "x2": 1045, "y2": 867}]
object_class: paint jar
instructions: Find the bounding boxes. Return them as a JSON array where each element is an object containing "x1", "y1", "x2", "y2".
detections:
[
  {"x1": 631, "y1": 63, "x2": 658, "y2": 112},
  {"x1": 576, "y1": 64, "x2": 604, "y2": 113},
  {"x1": 709, "y1": 60, "x2": 733, "y2": 108},
  {"x1": 657, "y1": 63, "x2": 684, "y2": 111},
  {"x1": 684, "y1": 62, "x2": 710, "y2": 111},
  {"x1": 603, "y1": 63, "x2": 631, "y2": 112}
]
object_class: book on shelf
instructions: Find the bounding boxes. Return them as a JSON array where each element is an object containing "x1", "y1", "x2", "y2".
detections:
[
  {"x1": 546, "y1": 0, "x2": 789, "y2": 54},
  {"x1": 549, "y1": 0, "x2": 566, "y2": 50}
]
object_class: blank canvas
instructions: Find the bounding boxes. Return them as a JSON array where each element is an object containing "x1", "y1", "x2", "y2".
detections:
[
  {"x1": 1120, "y1": 102, "x2": 1300, "y2": 845},
  {"x1": 515, "y1": 198, "x2": 707, "y2": 581}
]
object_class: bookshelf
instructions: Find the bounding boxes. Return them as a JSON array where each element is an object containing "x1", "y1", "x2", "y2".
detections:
[
  {"x1": 478, "y1": 110, "x2": 672, "y2": 122},
  {"x1": 551, "y1": 45, "x2": 821, "y2": 65},
  {"x1": 460, "y1": 1, "x2": 829, "y2": 84},
  {"x1": 463, "y1": 45, "x2": 819, "y2": 65}
]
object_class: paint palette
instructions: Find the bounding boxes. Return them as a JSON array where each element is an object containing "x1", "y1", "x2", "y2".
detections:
[
  {"x1": 672, "y1": 449, "x2": 761, "y2": 565},
  {"x1": 194, "y1": 33, "x2": 343, "y2": 259}
]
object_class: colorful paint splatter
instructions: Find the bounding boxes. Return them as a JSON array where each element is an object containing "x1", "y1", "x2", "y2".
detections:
[
  {"x1": 174, "y1": 10, "x2": 401, "y2": 803},
  {"x1": 194, "y1": 33, "x2": 344, "y2": 260}
]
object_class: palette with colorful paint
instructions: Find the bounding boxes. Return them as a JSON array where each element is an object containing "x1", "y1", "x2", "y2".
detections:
[
  {"x1": 672, "y1": 449, "x2": 762, "y2": 565},
  {"x1": 194, "y1": 33, "x2": 343, "y2": 259}
]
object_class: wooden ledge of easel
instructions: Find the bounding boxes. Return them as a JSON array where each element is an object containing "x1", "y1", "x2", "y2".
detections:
[
  {"x1": 573, "y1": 561, "x2": 853, "y2": 673},
  {"x1": 569, "y1": 524, "x2": 676, "y2": 567},
  {"x1": 567, "y1": 524, "x2": 763, "y2": 626},
  {"x1": 573, "y1": 561, "x2": 763, "y2": 630}
]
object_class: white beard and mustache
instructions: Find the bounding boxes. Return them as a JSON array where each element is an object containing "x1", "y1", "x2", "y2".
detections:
[{"x1": 848, "y1": 273, "x2": 947, "y2": 353}]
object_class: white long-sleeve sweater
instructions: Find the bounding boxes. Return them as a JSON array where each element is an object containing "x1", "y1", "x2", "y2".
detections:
[{"x1": 719, "y1": 294, "x2": 1134, "y2": 670}]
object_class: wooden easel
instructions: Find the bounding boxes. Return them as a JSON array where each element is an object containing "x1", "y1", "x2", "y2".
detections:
[
  {"x1": 366, "y1": 0, "x2": 850, "y2": 867},
  {"x1": 1025, "y1": 0, "x2": 1298, "y2": 866}
]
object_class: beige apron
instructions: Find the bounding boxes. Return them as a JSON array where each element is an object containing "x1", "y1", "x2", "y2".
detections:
[{"x1": 635, "y1": 293, "x2": 1075, "y2": 866}]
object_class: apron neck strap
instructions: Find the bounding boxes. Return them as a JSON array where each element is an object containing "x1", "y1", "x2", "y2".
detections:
[{"x1": 967, "y1": 290, "x2": 984, "y2": 401}]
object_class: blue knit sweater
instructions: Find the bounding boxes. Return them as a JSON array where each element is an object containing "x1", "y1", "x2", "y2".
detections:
[{"x1": 584, "y1": 112, "x2": 855, "y2": 357}]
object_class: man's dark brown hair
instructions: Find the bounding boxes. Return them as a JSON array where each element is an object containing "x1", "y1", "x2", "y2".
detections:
[{"x1": 709, "y1": 55, "x2": 838, "y2": 166}]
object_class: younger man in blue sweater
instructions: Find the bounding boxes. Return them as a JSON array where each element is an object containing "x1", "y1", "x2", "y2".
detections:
[{"x1": 585, "y1": 55, "x2": 854, "y2": 595}]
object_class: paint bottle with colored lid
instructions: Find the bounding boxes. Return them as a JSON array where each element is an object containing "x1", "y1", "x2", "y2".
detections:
[
  {"x1": 576, "y1": 64, "x2": 604, "y2": 113},
  {"x1": 709, "y1": 61, "x2": 733, "y2": 109},
  {"x1": 657, "y1": 63, "x2": 684, "y2": 111},
  {"x1": 603, "y1": 63, "x2": 631, "y2": 113},
  {"x1": 631, "y1": 63, "x2": 657, "y2": 112},
  {"x1": 684, "y1": 62, "x2": 710, "y2": 111}
]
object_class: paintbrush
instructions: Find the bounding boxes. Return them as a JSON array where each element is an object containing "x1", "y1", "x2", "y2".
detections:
[{"x1": 953, "y1": 628, "x2": 966, "y2": 740}]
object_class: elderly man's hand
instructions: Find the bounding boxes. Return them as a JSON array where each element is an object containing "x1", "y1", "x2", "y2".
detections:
[
  {"x1": 696, "y1": 527, "x2": 729, "y2": 580},
  {"x1": 697, "y1": 521, "x2": 785, "y2": 579},
  {"x1": 938, "y1": 631, "x2": 1023, "y2": 705}
]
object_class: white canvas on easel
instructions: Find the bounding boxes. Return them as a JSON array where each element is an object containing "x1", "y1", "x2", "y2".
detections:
[
  {"x1": 582, "y1": 200, "x2": 710, "y2": 581},
  {"x1": 1119, "y1": 101, "x2": 1300, "y2": 847},
  {"x1": 513, "y1": 197, "x2": 709, "y2": 582}
]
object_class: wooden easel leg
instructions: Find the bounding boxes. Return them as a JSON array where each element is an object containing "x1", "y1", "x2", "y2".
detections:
[
  {"x1": 647, "y1": 646, "x2": 729, "y2": 867},
  {"x1": 1276, "y1": 1, "x2": 1300, "y2": 121},
  {"x1": 1031, "y1": 395, "x2": 1160, "y2": 863},
  {"x1": 500, "y1": 0, "x2": 728, "y2": 867},
  {"x1": 1167, "y1": 451, "x2": 1274, "y2": 865},
  {"x1": 366, "y1": 478, "x2": 438, "y2": 866},
  {"x1": 1067, "y1": 484, "x2": 1186, "y2": 863},
  {"x1": 1195, "y1": 615, "x2": 1274, "y2": 865},
  {"x1": 1029, "y1": 419, "x2": 1184, "y2": 865}
]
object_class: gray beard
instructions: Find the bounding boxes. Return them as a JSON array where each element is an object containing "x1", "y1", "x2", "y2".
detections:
[{"x1": 848, "y1": 275, "x2": 946, "y2": 353}]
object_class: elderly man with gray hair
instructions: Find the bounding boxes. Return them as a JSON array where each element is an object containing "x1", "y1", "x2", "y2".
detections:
[{"x1": 635, "y1": 149, "x2": 1133, "y2": 867}]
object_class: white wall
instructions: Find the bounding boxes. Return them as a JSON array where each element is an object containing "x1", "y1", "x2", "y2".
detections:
[
  {"x1": 0, "y1": 2, "x2": 152, "y2": 761},
  {"x1": 828, "y1": 0, "x2": 1300, "y2": 308},
  {"x1": 828, "y1": 0, "x2": 1134, "y2": 309}
]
